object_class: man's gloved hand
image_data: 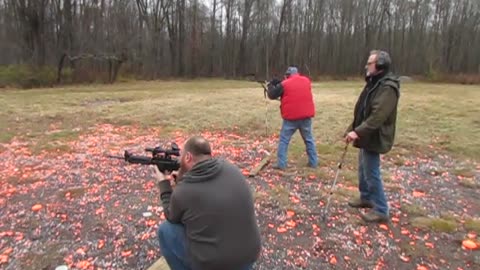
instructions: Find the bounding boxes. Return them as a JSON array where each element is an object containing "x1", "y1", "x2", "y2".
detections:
[
  {"x1": 152, "y1": 166, "x2": 176, "y2": 190},
  {"x1": 268, "y1": 78, "x2": 282, "y2": 87}
]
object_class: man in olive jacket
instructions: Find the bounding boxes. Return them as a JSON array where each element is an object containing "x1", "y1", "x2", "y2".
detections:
[
  {"x1": 345, "y1": 50, "x2": 400, "y2": 223},
  {"x1": 152, "y1": 136, "x2": 261, "y2": 270}
]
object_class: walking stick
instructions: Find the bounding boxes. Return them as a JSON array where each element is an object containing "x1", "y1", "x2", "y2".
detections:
[{"x1": 322, "y1": 143, "x2": 350, "y2": 221}]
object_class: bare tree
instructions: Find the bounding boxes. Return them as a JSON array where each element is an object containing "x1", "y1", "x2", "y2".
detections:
[{"x1": 0, "y1": 0, "x2": 479, "y2": 81}]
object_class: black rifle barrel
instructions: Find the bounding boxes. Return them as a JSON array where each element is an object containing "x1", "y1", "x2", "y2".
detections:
[{"x1": 127, "y1": 155, "x2": 153, "y2": 165}]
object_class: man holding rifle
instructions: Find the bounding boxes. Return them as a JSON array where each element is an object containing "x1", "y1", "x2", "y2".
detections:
[
  {"x1": 266, "y1": 65, "x2": 318, "y2": 170},
  {"x1": 152, "y1": 136, "x2": 261, "y2": 270}
]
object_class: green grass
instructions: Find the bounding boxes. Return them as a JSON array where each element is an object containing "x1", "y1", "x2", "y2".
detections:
[
  {"x1": 465, "y1": 218, "x2": 480, "y2": 233},
  {"x1": 453, "y1": 166, "x2": 477, "y2": 178},
  {"x1": 1, "y1": 79, "x2": 479, "y2": 162},
  {"x1": 411, "y1": 217, "x2": 458, "y2": 233},
  {"x1": 402, "y1": 203, "x2": 427, "y2": 217}
]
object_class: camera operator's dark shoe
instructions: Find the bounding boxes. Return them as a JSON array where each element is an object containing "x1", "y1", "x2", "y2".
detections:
[
  {"x1": 360, "y1": 210, "x2": 389, "y2": 223},
  {"x1": 347, "y1": 197, "x2": 374, "y2": 209}
]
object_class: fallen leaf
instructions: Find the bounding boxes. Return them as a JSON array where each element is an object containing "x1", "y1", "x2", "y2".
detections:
[
  {"x1": 379, "y1": 224, "x2": 388, "y2": 230},
  {"x1": 277, "y1": 227, "x2": 287, "y2": 233},
  {"x1": 417, "y1": 266, "x2": 428, "y2": 270},
  {"x1": 286, "y1": 210, "x2": 295, "y2": 218}
]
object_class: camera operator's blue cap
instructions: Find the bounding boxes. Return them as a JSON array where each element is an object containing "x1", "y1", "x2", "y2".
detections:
[{"x1": 285, "y1": 66, "x2": 298, "y2": 76}]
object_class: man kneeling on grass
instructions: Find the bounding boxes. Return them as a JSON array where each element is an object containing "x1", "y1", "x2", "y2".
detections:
[{"x1": 152, "y1": 136, "x2": 261, "y2": 270}]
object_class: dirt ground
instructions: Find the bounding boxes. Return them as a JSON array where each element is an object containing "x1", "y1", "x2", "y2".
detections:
[{"x1": 1, "y1": 124, "x2": 479, "y2": 270}]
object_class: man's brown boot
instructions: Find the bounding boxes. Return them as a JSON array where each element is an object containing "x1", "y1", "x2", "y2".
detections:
[
  {"x1": 347, "y1": 197, "x2": 373, "y2": 209},
  {"x1": 360, "y1": 210, "x2": 389, "y2": 223}
]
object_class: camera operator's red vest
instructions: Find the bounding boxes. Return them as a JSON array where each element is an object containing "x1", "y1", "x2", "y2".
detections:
[{"x1": 280, "y1": 74, "x2": 315, "y2": 120}]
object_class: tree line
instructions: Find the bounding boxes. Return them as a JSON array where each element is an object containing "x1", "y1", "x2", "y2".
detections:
[{"x1": 0, "y1": 0, "x2": 479, "y2": 82}]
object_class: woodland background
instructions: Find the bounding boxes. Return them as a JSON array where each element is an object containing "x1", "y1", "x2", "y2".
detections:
[{"x1": 0, "y1": 0, "x2": 479, "y2": 87}]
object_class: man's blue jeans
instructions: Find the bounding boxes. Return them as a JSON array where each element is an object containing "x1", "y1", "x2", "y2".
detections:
[
  {"x1": 157, "y1": 221, "x2": 254, "y2": 270},
  {"x1": 358, "y1": 149, "x2": 389, "y2": 216},
  {"x1": 277, "y1": 118, "x2": 318, "y2": 168}
]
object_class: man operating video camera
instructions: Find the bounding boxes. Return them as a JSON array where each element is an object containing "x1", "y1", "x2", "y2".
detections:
[{"x1": 152, "y1": 135, "x2": 261, "y2": 270}]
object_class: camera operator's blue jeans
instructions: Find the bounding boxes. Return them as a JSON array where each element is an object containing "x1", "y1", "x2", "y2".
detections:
[
  {"x1": 358, "y1": 149, "x2": 389, "y2": 216},
  {"x1": 276, "y1": 118, "x2": 318, "y2": 169},
  {"x1": 158, "y1": 221, "x2": 254, "y2": 270}
]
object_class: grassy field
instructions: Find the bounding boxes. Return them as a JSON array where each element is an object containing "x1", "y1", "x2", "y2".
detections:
[
  {"x1": 1, "y1": 79, "x2": 479, "y2": 269},
  {"x1": 1, "y1": 79, "x2": 479, "y2": 160}
]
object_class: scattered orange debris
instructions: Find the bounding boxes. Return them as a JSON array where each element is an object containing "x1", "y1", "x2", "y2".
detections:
[
  {"x1": 97, "y1": 240, "x2": 105, "y2": 249},
  {"x1": 286, "y1": 210, "x2": 295, "y2": 218},
  {"x1": 121, "y1": 250, "x2": 132, "y2": 257},
  {"x1": 277, "y1": 227, "x2": 287, "y2": 233},
  {"x1": 467, "y1": 232, "x2": 477, "y2": 239},
  {"x1": 76, "y1": 260, "x2": 91, "y2": 269},
  {"x1": 399, "y1": 255, "x2": 410, "y2": 262},
  {"x1": 329, "y1": 255, "x2": 337, "y2": 265},
  {"x1": 290, "y1": 196, "x2": 300, "y2": 203},
  {"x1": 425, "y1": 242, "x2": 434, "y2": 249},
  {"x1": 413, "y1": 190, "x2": 425, "y2": 197},
  {"x1": 31, "y1": 204, "x2": 42, "y2": 211},
  {"x1": 2, "y1": 248, "x2": 13, "y2": 255},
  {"x1": 417, "y1": 265, "x2": 428, "y2": 270},
  {"x1": 267, "y1": 223, "x2": 275, "y2": 228},
  {"x1": 462, "y1": 239, "x2": 478, "y2": 250},
  {"x1": 145, "y1": 220, "x2": 157, "y2": 227},
  {"x1": 141, "y1": 233, "x2": 150, "y2": 241},
  {"x1": 285, "y1": 220, "x2": 296, "y2": 228},
  {"x1": 76, "y1": 247, "x2": 86, "y2": 256},
  {"x1": 0, "y1": 254, "x2": 8, "y2": 264},
  {"x1": 379, "y1": 224, "x2": 388, "y2": 230}
]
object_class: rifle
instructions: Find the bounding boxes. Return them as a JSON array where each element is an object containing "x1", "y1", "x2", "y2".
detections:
[{"x1": 107, "y1": 142, "x2": 181, "y2": 173}]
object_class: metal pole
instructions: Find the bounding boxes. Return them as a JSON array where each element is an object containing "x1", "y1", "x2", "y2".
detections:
[{"x1": 322, "y1": 143, "x2": 349, "y2": 221}]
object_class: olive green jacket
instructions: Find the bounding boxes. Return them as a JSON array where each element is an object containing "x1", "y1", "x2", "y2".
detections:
[{"x1": 346, "y1": 72, "x2": 400, "y2": 154}]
